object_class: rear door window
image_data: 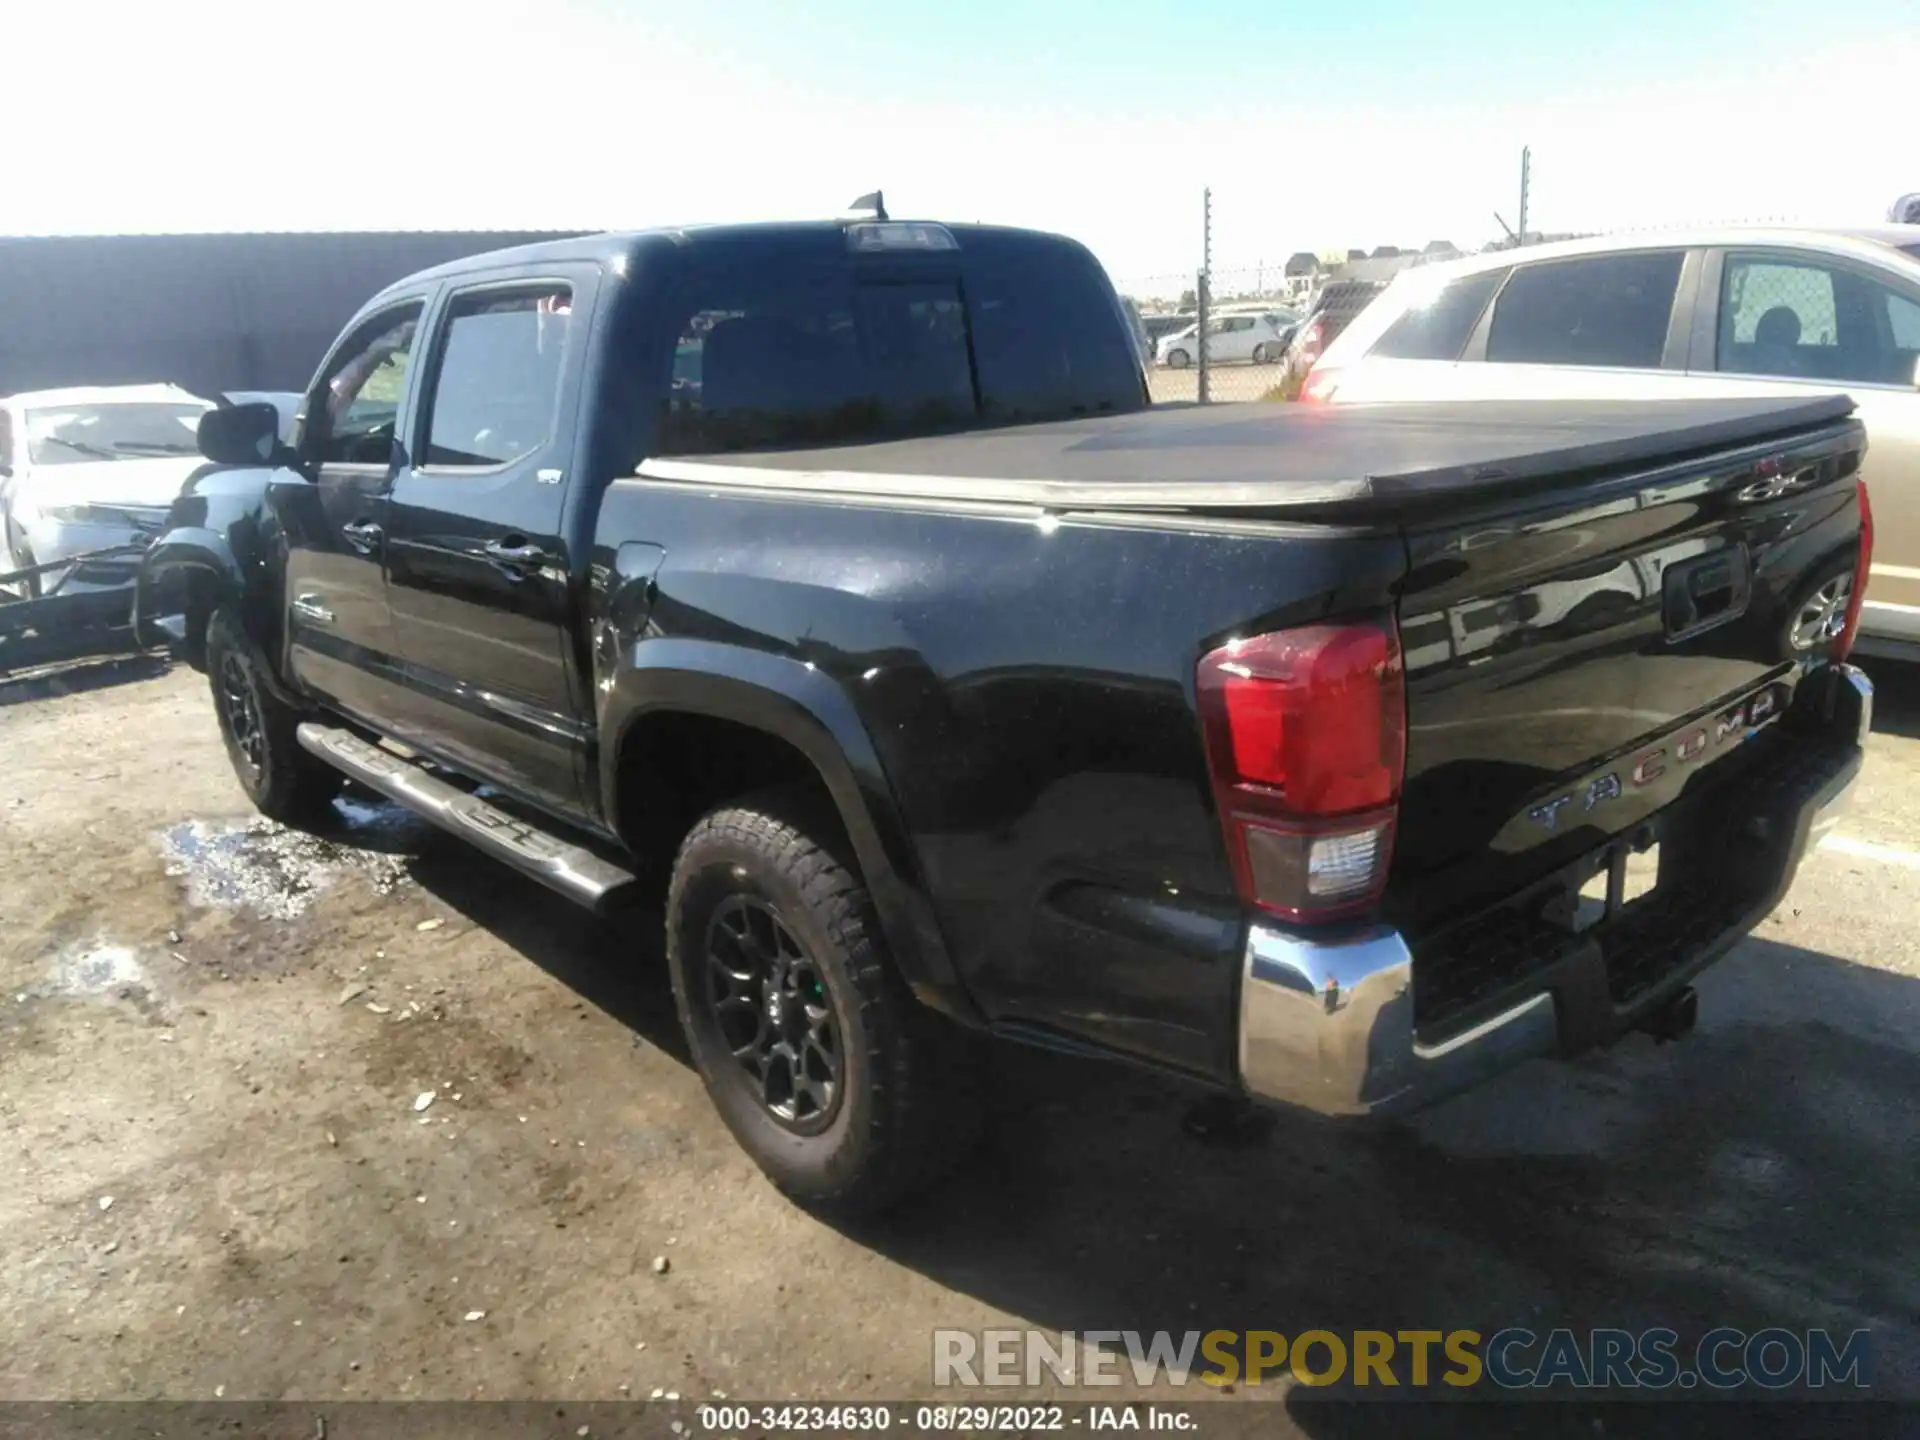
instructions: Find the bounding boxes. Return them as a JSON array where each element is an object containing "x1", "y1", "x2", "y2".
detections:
[
  {"x1": 1890, "y1": 288, "x2": 1920, "y2": 353},
  {"x1": 422, "y1": 285, "x2": 572, "y2": 468},
  {"x1": 1369, "y1": 270, "x2": 1504, "y2": 360},
  {"x1": 1484, "y1": 252, "x2": 1683, "y2": 369},
  {"x1": 1716, "y1": 253, "x2": 1920, "y2": 386}
]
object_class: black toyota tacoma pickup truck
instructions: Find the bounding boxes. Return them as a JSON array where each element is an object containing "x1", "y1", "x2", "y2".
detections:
[{"x1": 138, "y1": 219, "x2": 1874, "y2": 1214}]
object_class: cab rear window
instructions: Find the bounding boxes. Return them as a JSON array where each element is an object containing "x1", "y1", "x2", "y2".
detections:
[{"x1": 652, "y1": 235, "x2": 1144, "y2": 456}]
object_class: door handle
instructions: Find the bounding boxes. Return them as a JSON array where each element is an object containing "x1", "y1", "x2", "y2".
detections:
[
  {"x1": 1663, "y1": 546, "x2": 1751, "y2": 642},
  {"x1": 341, "y1": 519, "x2": 383, "y2": 550},
  {"x1": 483, "y1": 538, "x2": 549, "y2": 571},
  {"x1": 291, "y1": 594, "x2": 335, "y2": 625}
]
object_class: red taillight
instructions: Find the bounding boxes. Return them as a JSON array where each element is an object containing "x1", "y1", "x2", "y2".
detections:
[
  {"x1": 1300, "y1": 364, "x2": 1341, "y2": 403},
  {"x1": 1833, "y1": 476, "x2": 1872, "y2": 663},
  {"x1": 1196, "y1": 618, "x2": 1407, "y2": 921}
]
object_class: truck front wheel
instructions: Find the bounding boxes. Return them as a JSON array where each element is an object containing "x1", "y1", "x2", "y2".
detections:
[
  {"x1": 666, "y1": 793, "x2": 981, "y2": 1216},
  {"x1": 205, "y1": 605, "x2": 343, "y2": 826}
]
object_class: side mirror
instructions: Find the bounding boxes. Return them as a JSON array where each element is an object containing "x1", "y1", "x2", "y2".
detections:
[{"x1": 198, "y1": 402, "x2": 284, "y2": 466}]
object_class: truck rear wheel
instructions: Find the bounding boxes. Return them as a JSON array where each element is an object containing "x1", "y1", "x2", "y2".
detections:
[
  {"x1": 666, "y1": 792, "x2": 981, "y2": 1216},
  {"x1": 205, "y1": 605, "x2": 343, "y2": 826}
]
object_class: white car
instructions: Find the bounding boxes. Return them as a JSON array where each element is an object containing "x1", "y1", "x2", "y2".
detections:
[
  {"x1": 1155, "y1": 312, "x2": 1295, "y2": 368},
  {"x1": 0, "y1": 384, "x2": 214, "y2": 596},
  {"x1": 1304, "y1": 225, "x2": 1920, "y2": 656}
]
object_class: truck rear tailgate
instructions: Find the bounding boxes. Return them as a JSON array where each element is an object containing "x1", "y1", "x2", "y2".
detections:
[{"x1": 1386, "y1": 408, "x2": 1867, "y2": 1032}]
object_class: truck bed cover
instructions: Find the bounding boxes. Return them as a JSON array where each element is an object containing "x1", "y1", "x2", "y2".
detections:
[{"x1": 636, "y1": 395, "x2": 1857, "y2": 519}]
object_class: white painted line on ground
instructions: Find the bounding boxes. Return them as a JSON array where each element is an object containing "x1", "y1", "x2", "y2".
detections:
[{"x1": 1821, "y1": 834, "x2": 1920, "y2": 869}]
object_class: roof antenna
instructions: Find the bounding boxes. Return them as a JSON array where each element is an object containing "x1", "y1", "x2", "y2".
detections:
[{"x1": 848, "y1": 190, "x2": 888, "y2": 222}]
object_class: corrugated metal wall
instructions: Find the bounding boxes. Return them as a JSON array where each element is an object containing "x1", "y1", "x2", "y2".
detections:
[{"x1": 0, "y1": 231, "x2": 583, "y2": 398}]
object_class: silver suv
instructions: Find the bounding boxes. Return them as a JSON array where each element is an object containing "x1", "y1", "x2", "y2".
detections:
[{"x1": 1305, "y1": 226, "x2": 1920, "y2": 658}]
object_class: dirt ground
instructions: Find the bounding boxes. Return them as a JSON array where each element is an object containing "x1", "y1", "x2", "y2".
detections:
[
  {"x1": 1146, "y1": 361, "x2": 1286, "y2": 405},
  {"x1": 4, "y1": 657, "x2": 1920, "y2": 1429}
]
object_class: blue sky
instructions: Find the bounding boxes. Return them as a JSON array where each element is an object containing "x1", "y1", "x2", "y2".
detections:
[{"x1": 7, "y1": 0, "x2": 1913, "y2": 291}]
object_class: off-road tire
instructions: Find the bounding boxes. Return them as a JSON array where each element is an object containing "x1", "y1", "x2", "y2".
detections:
[
  {"x1": 205, "y1": 605, "x2": 343, "y2": 825},
  {"x1": 666, "y1": 791, "x2": 982, "y2": 1216}
]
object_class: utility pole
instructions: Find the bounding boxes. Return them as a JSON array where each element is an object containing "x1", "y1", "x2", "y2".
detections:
[
  {"x1": 1517, "y1": 146, "x2": 1531, "y2": 247},
  {"x1": 1198, "y1": 187, "x2": 1212, "y2": 405}
]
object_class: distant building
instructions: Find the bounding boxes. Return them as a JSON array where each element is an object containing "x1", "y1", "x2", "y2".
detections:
[
  {"x1": 1280, "y1": 252, "x2": 1324, "y2": 304},
  {"x1": 1325, "y1": 252, "x2": 1425, "y2": 286},
  {"x1": 0, "y1": 229, "x2": 584, "y2": 397},
  {"x1": 1276, "y1": 241, "x2": 1467, "y2": 307}
]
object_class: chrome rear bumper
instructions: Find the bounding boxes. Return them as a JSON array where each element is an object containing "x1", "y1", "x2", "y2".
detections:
[
  {"x1": 1237, "y1": 665, "x2": 1872, "y2": 1118},
  {"x1": 1239, "y1": 925, "x2": 1559, "y2": 1116}
]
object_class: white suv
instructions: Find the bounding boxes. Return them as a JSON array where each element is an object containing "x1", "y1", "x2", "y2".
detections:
[
  {"x1": 1306, "y1": 226, "x2": 1920, "y2": 656},
  {"x1": 1156, "y1": 312, "x2": 1294, "y2": 368}
]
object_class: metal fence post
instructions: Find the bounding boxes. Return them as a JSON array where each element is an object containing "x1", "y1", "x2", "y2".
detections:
[
  {"x1": 1198, "y1": 187, "x2": 1213, "y2": 405},
  {"x1": 1196, "y1": 269, "x2": 1211, "y2": 405}
]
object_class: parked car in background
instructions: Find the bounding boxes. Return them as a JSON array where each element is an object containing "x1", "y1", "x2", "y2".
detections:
[
  {"x1": 1302, "y1": 226, "x2": 1920, "y2": 658},
  {"x1": 1215, "y1": 303, "x2": 1300, "y2": 324},
  {"x1": 1155, "y1": 312, "x2": 1293, "y2": 368},
  {"x1": 1143, "y1": 312, "x2": 1196, "y2": 348},
  {"x1": 1273, "y1": 279, "x2": 1390, "y2": 398},
  {"x1": 1118, "y1": 297, "x2": 1154, "y2": 369},
  {"x1": 1, "y1": 383, "x2": 213, "y2": 597}
]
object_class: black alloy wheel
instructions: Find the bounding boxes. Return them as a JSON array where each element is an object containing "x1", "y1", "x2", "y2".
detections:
[
  {"x1": 664, "y1": 793, "x2": 985, "y2": 1214},
  {"x1": 218, "y1": 650, "x2": 268, "y2": 783},
  {"x1": 703, "y1": 895, "x2": 843, "y2": 1134}
]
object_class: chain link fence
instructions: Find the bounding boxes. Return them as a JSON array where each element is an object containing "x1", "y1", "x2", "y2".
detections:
[{"x1": 1117, "y1": 263, "x2": 1308, "y2": 405}]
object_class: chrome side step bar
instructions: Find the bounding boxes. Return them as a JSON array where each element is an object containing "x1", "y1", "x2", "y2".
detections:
[{"x1": 296, "y1": 723, "x2": 638, "y2": 914}]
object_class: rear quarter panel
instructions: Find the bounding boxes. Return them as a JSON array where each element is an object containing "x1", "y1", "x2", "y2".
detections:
[{"x1": 590, "y1": 479, "x2": 1405, "y2": 1083}]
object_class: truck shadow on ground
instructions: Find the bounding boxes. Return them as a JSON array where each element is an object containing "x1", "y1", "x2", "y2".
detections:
[
  {"x1": 376, "y1": 668, "x2": 1920, "y2": 1428},
  {"x1": 399, "y1": 820, "x2": 1920, "y2": 1419},
  {"x1": 858, "y1": 936, "x2": 1919, "y2": 1426},
  {"x1": 399, "y1": 836, "x2": 690, "y2": 1065}
]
